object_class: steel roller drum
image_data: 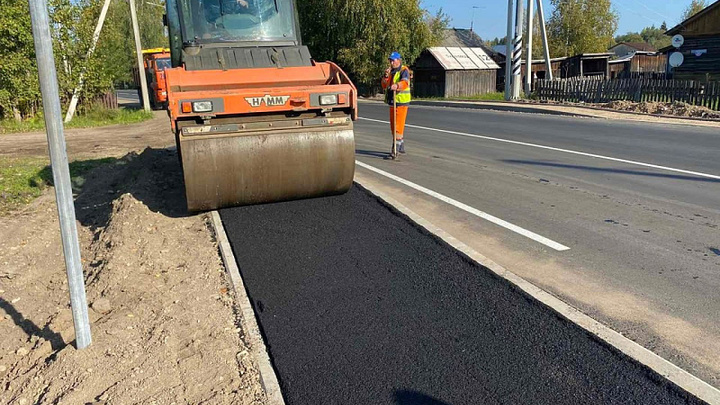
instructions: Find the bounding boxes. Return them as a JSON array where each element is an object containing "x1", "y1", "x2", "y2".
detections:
[{"x1": 179, "y1": 127, "x2": 355, "y2": 211}]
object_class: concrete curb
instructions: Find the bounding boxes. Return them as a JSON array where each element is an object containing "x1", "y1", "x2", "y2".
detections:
[
  {"x1": 411, "y1": 100, "x2": 595, "y2": 118},
  {"x1": 209, "y1": 211, "x2": 285, "y2": 405},
  {"x1": 354, "y1": 178, "x2": 720, "y2": 405},
  {"x1": 359, "y1": 98, "x2": 720, "y2": 125}
]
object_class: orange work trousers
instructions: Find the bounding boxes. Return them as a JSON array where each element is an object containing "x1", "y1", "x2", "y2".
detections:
[{"x1": 389, "y1": 106, "x2": 409, "y2": 140}]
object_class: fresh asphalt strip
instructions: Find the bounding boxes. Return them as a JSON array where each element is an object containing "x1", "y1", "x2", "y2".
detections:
[{"x1": 219, "y1": 185, "x2": 706, "y2": 405}]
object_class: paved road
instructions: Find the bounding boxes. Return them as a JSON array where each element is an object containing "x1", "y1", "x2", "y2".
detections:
[
  {"x1": 220, "y1": 187, "x2": 705, "y2": 405},
  {"x1": 353, "y1": 101, "x2": 720, "y2": 385}
]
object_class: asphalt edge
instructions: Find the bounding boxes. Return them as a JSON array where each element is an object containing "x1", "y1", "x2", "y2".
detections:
[
  {"x1": 209, "y1": 211, "x2": 286, "y2": 405},
  {"x1": 359, "y1": 98, "x2": 720, "y2": 126},
  {"x1": 353, "y1": 178, "x2": 720, "y2": 405}
]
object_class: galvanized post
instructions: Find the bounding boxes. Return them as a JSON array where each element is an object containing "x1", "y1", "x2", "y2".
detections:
[
  {"x1": 504, "y1": 0, "x2": 514, "y2": 100},
  {"x1": 524, "y1": 0, "x2": 534, "y2": 96},
  {"x1": 130, "y1": 0, "x2": 151, "y2": 111},
  {"x1": 64, "y1": 0, "x2": 113, "y2": 123},
  {"x1": 27, "y1": 0, "x2": 92, "y2": 349},
  {"x1": 536, "y1": 0, "x2": 553, "y2": 80}
]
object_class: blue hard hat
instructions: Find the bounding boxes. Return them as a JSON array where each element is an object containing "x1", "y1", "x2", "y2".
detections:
[{"x1": 389, "y1": 51, "x2": 402, "y2": 61}]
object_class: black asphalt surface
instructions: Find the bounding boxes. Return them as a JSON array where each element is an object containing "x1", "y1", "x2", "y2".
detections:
[
  {"x1": 354, "y1": 102, "x2": 720, "y2": 385},
  {"x1": 220, "y1": 185, "x2": 705, "y2": 405}
]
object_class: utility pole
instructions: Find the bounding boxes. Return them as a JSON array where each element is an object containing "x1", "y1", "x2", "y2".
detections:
[
  {"x1": 512, "y1": 0, "x2": 525, "y2": 99},
  {"x1": 524, "y1": 0, "x2": 534, "y2": 95},
  {"x1": 504, "y1": 0, "x2": 514, "y2": 100},
  {"x1": 27, "y1": 0, "x2": 92, "y2": 349},
  {"x1": 64, "y1": 0, "x2": 113, "y2": 123},
  {"x1": 536, "y1": 0, "x2": 553, "y2": 80},
  {"x1": 130, "y1": 0, "x2": 151, "y2": 111}
]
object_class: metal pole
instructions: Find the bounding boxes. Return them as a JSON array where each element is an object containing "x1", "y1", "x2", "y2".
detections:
[
  {"x1": 524, "y1": 0, "x2": 534, "y2": 95},
  {"x1": 504, "y1": 0, "x2": 514, "y2": 100},
  {"x1": 64, "y1": 0, "x2": 113, "y2": 123},
  {"x1": 130, "y1": 0, "x2": 151, "y2": 111},
  {"x1": 512, "y1": 0, "x2": 525, "y2": 99},
  {"x1": 28, "y1": 0, "x2": 92, "y2": 349},
  {"x1": 536, "y1": 0, "x2": 553, "y2": 80}
]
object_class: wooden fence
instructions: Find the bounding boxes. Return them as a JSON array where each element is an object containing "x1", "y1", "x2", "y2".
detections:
[
  {"x1": 535, "y1": 78, "x2": 720, "y2": 111},
  {"x1": 78, "y1": 90, "x2": 119, "y2": 113}
]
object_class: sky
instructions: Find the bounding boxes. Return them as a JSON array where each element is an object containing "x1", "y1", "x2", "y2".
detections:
[{"x1": 421, "y1": 0, "x2": 699, "y2": 41}]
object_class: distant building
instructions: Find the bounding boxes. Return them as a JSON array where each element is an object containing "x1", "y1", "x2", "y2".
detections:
[
  {"x1": 608, "y1": 51, "x2": 667, "y2": 79},
  {"x1": 412, "y1": 29, "x2": 501, "y2": 98},
  {"x1": 498, "y1": 53, "x2": 613, "y2": 82},
  {"x1": 609, "y1": 42, "x2": 657, "y2": 58},
  {"x1": 662, "y1": 0, "x2": 720, "y2": 81}
]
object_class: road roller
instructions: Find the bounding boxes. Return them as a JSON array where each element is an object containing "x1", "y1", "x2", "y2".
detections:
[{"x1": 164, "y1": 0, "x2": 356, "y2": 211}]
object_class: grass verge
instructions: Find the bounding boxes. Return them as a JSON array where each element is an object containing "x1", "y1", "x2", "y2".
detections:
[
  {"x1": 0, "y1": 107, "x2": 154, "y2": 134},
  {"x1": 0, "y1": 157, "x2": 117, "y2": 214},
  {"x1": 416, "y1": 92, "x2": 507, "y2": 102}
]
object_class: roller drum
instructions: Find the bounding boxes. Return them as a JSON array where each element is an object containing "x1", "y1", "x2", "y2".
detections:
[{"x1": 179, "y1": 128, "x2": 355, "y2": 211}]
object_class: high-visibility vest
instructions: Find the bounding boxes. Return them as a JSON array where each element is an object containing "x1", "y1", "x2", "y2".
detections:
[{"x1": 392, "y1": 66, "x2": 412, "y2": 104}]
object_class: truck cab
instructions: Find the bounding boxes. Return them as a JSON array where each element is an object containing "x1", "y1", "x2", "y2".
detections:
[{"x1": 139, "y1": 48, "x2": 172, "y2": 109}]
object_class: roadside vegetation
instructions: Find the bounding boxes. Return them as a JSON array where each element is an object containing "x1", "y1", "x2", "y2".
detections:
[
  {"x1": 0, "y1": 156, "x2": 117, "y2": 213},
  {"x1": 0, "y1": 107, "x2": 153, "y2": 134},
  {"x1": 416, "y1": 93, "x2": 511, "y2": 102},
  {"x1": 0, "y1": 0, "x2": 165, "y2": 122}
]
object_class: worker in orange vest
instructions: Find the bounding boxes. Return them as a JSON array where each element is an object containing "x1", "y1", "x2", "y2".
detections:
[{"x1": 382, "y1": 52, "x2": 411, "y2": 156}]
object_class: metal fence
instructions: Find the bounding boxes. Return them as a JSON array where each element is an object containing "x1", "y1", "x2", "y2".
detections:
[{"x1": 535, "y1": 78, "x2": 720, "y2": 111}]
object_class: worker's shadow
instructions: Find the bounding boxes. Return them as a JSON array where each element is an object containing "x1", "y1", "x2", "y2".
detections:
[
  {"x1": 69, "y1": 147, "x2": 191, "y2": 231},
  {"x1": 0, "y1": 297, "x2": 66, "y2": 351},
  {"x1": 356, "y1": 149, "x2": 391, "y2": 159}
]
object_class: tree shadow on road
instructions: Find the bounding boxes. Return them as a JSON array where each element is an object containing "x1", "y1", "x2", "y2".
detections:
[{"x1": 502, "y1": 159, "x2": 720, "y2": 183}]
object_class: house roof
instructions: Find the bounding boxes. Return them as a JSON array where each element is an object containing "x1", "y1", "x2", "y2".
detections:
[
  {"x1": 441, "y1": 29, "x2": 486, "y2": 48},
  {"x1": 492, "y1": 45, "x2": 507, "y2": 56},
  {"x1": 427, "y1": 47, "x2": 500, "y2": 70},
  {"x1": 666, "y1": 0, "x2": 720, "y2": 35},
  {"x1": 610, "y1": 42, "x2": 657, "y2": 52}
]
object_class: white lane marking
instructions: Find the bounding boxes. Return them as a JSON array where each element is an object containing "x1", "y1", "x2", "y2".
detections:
[
  {"x1": 359, "y1": 117, "x2": 720, "y2": 181},
  {"x1": 355, "y1": 160, "x2": 571, "y2": 252}
]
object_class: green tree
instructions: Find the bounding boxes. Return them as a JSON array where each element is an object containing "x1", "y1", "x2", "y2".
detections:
[
  {"x1": 615, "y1": 32, "x2": 644, "y2": 44},
  {"x1": 547, "y1": 0, "x2": 618, "y2": 57},
  {"x1": 485, "y1": 37, "x2": 506, "y2": 48},
  {"x1": 681, "y1": 0, "x2": 708, "y2": 21},
  {"x1": 640, "y1": 25, "x2": 671, "y2": 49},
  {"x1": 0, "y1": 0, "x2": 167, "y2": 120},
  {"x1": 297, "y1": 0, "x2": 447, "y2": 92},
  {"x1": 99, "y1": 0, "x2": 167, "y2": 86},
  {"x1": 0, "y1": 0, "x2": 39, "y2": 120},
  {"x1": 614, "y1": 25, "x2": 671, "y2": 50}
]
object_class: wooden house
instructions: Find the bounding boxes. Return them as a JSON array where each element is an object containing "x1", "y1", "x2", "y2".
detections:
[
  {"x1": 663, "y1": 0, "x2": 720, "y2": 81},
  {"x1": 609, "y1": 51, "x2": 668, "y2": 79},
  {"x1": 412, "y1": 29, "x2": 500, "y2": 98}
]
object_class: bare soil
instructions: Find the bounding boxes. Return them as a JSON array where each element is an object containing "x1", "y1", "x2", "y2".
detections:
[
  {"x1": 601, "y1": 100, "x2": 720, "y2": 119},
  {"x1": 0, "y1": 114, "x2": 266, "y2": 404}
]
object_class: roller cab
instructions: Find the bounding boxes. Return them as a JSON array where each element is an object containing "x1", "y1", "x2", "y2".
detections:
[{"x1": 164, "y1": 0, "x2": 357, "y2": 211}]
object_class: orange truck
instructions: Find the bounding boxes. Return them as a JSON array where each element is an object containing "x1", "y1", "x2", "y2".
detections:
[
  {"x1": 163, "y1": 0, "x2": 357, "y2": 211},
  {"x1": 136, "y1": 48, "x2": 172, "y2": 109}
]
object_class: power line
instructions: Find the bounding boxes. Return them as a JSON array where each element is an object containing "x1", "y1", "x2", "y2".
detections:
[{"x1": 613, "y1": 0, "x2": 664, "y2": 28}]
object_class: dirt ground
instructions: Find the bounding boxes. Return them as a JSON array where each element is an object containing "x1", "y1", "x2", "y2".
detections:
[
  {"x1": 601, "y1": 100, "x2": 720, "y2": 119},
  {"x1": 0, "y1": 114, "x2": 267, "y2": 404}
]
